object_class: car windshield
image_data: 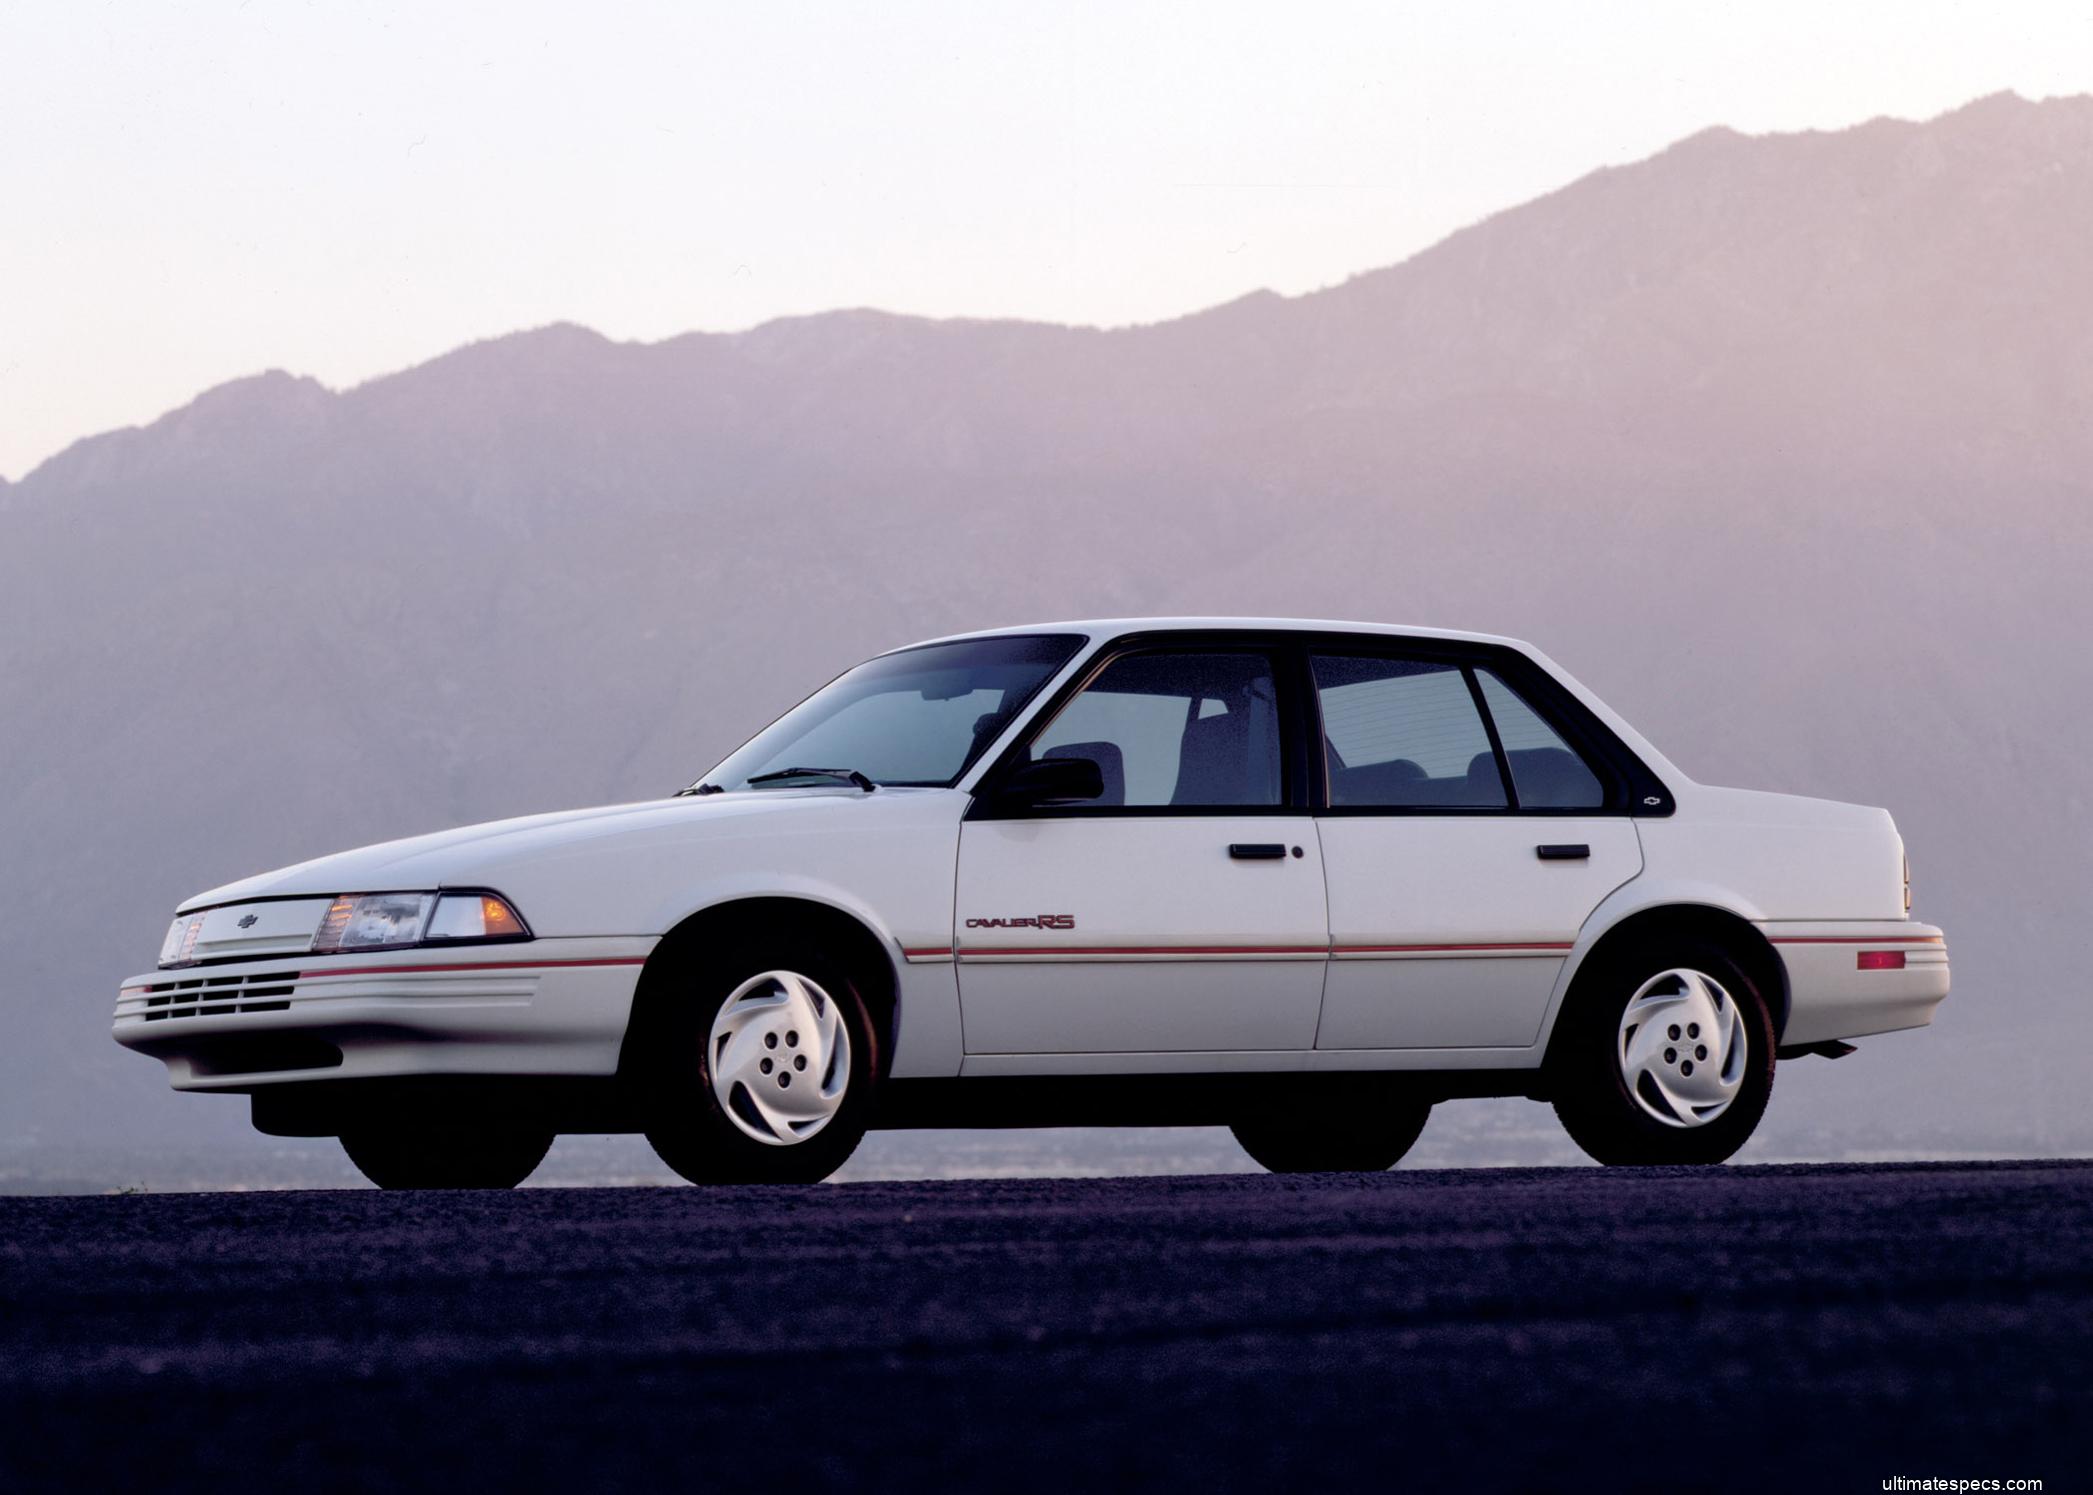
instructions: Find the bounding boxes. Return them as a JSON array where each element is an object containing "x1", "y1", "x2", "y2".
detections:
[{"x1": 699, "y1": 634, "x2": 1087, "y2": 791}]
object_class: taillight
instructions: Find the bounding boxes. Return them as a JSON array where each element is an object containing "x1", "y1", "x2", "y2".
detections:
[{"x1": 1857, "y1": 951, "x2": 1905, "y2": 971}]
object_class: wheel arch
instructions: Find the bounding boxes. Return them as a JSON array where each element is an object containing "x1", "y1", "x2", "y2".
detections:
[
  {"x1": 1542, "y1": 902, "x2": 1789, "y2": 1072},
  {"x1": 615, "y1": 894, "x2": 904, "y2": 1085}
]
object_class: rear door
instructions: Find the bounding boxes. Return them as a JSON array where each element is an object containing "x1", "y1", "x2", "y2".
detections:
[{"x1": 1311, "y1": 650, "x2": 1643, "y2": 1051}]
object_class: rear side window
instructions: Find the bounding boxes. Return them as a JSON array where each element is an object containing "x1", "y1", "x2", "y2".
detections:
[
  {"x1": 1312, "y1": 656, "x2": 1506, "y2": 808},
  {"x1": 1475, "y1": 670, "x2": 1606, "y2": 809}
]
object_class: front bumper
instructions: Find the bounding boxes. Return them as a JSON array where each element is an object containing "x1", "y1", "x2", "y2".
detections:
[
  {"x1": 112, "y1": 937, "x2": 655, "y2": 1091},
  {"x1": 1761, "y1": 920, "x2": 1949, "y2": 1047}
]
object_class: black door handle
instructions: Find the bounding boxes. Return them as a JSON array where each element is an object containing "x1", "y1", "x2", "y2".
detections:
[
  {"x1": 1229, "y1": 843, "x2": 1288, "y2": 860},
  {"x1": 1536, "y1": 843, "x2": 1590, "y2": 861}
]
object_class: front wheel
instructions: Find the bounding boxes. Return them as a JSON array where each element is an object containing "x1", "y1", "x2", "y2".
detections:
[
  {"x1": 1231, "y1": 1094, "x2": 1433, "y2": 1173},
  {"x1": 1550, "y1": 938, "x2": 1776, "y2": 1165},
  {"x1": 638, "y1": 944, "x2": 879, "y2": 1185},
  {"x1": 341, "y1": 1129, "x2": 553, "y2": 1189}
]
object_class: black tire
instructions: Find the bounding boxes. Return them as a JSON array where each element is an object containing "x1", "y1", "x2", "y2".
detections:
[
  {"x1": 635, "y1": 937, "x2": 879, "y2": 1185},
  {"x1": 1549, "y1": 935, "x2": 1776, "y2": 1166},
  {"x1": 341, "y1": 1129, "x2": 553, "y2": 1189},
  {"x1": 1231, "y1": 1094, "x2": 1433, "y2": 1173}
]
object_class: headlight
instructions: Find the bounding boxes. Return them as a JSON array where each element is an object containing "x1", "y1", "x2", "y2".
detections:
[
  {"x1": 159, "y1": 913, "x2": 205, "y2": 965},
  {"x1": 309, "y1": 891, "x2": 530, "y2": 954},
  {"x1": 311, "y1": 892, "x2": 436, "y2": 953}
]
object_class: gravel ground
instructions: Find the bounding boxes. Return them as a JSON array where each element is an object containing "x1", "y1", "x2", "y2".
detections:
[{"x1": 2, "y1": 1161, "x2": 2087, "y2": 1491}]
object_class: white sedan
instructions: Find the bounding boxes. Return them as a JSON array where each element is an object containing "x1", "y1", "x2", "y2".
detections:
[{"x1": 115, "y1": 619, "x2": 1949, "y2": 1187}]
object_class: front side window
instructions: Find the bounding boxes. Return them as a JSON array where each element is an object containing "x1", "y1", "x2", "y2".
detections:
[
  {"x1": 1313, "y1": 655, "x2": 1506, "y2": 808},
  {"x1": 1027, "y1": 651, "x2": 1282, "y2": 808},
  {"x1": 1475, "y1": 670, "x2": 1606, "y2": 809},
  {"x1": 704, "y1": 634, "x2": 1084, "y2": 790}
]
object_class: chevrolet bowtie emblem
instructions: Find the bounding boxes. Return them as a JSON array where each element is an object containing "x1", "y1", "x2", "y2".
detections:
[{"x1": 237, "y1": 913, "x2": 259, "y2": 929}]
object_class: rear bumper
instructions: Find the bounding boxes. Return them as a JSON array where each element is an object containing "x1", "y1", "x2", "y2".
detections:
[
  {"x1": 1761, "y1": 920, "x2": 1949, "y2": 1047},
  {"x1": 112, "y1": 938, "x2": 654, "y2": 1092}
]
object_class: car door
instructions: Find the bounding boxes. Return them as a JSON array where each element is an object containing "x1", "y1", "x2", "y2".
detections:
[
  {"x1": 954, "y1": 644, "x2": 1329, "y2": 1059},
  {"x1": 1311, "y1": 649, "x2": 1644, "y2": 1051}
]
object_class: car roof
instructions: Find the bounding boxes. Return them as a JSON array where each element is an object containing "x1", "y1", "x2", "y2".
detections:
[{"x1": 903, "y1": 617, "x2": 1535, "y2": 652}]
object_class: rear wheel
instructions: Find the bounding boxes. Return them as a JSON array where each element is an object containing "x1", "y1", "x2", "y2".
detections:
[
  {"x1": 341, "y1": 1129, "x2": 553, "y2": 1189},
  {"x1": 1231, "y1": 1094, "x2": 1433, "y2": 1173},
  {"x1": 637, "y1": 941, "x2": 878, "y2": 1185},
  {"x1": 1550, "y1": 936, "x2": 1776, "y2": 1165}
]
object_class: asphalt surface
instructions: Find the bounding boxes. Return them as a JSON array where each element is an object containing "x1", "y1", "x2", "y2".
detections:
[{"x1": 2, "y1": 1162, "x2": 2087, "y2": 1492}]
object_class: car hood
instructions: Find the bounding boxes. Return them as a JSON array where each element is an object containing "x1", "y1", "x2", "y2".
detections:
[{"x1": 180, "y1": 787, "x2": 963, "y2": 911}]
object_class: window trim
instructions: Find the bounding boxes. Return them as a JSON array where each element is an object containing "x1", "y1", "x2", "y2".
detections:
[
  {"x1": 965, "y1": 632, "x2": 1309, "y2": 820},
  {"x1": 1462, "y1": 666, "x2": 1519, "y2": 808},
  {"x1": 966, "y1": 628, "x2": 1675, "y2": 821},
  {"x1": 1299, "y1": 638, "x2": 1672, "y2": 818}
]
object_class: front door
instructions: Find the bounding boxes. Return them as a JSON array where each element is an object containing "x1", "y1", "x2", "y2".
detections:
[
  {"x1": 955, "y1": 647, "x2": 1328, "y2": 1058},
  {"x1": 1308, "y1": 653, "x2": 1644, "y2": 1050}
]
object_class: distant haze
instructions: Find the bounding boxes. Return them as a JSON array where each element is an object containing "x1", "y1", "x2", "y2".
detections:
[
  {"x1": 8, "y1": 1, "x2": 2093, "y2": 477},
  {"x1": 3, "y1": 94, "x2": 2091, "y2": 1171}
]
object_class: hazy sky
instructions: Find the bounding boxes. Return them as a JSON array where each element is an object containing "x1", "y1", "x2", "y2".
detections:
[{"x1": 5, "y1": 0, "x2": 2092, "y2": 480}]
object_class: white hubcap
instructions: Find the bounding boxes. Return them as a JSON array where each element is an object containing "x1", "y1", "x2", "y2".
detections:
[
  {"x1": 707, "y1": 970, "x2": 852, "y2": 1146},
  {"x1": 1617, "y1": 968, "x2": 1749, "y2": 1129}
]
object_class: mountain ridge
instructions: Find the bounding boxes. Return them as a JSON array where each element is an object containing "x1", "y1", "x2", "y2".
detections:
[{"x1": 21, "y1": 90, "x2": 2093, "y2": 495}]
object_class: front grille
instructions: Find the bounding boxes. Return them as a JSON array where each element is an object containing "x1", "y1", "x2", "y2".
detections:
[{"x1": 140, "y1": 970, "x2": 299, "y2": 1021}]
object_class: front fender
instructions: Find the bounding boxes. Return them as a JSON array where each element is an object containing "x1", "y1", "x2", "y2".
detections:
[{"x1": 435, "y1": 792, "x2": 970, "y2": 1078}]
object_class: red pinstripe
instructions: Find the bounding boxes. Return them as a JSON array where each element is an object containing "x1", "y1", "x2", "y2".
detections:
[
  {"x1": 1768, "y1": 935, "x2": 1943, "y2": 946},
  {"x1": 951, "y1": 941, "x2": 1573, "y2": 958},
  {"x1": 296, "y1": 957, "x2": 648, "y2": 979}
]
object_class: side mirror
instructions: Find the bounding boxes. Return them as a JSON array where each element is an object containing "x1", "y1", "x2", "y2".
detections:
[{"x1": 986, "y1": 755, "x2": 1104, "y2": 812}]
